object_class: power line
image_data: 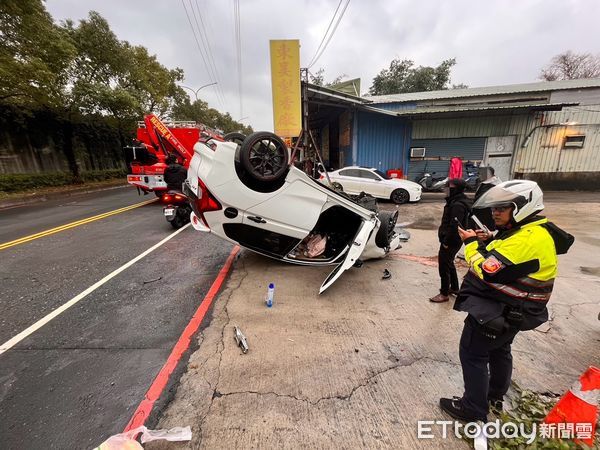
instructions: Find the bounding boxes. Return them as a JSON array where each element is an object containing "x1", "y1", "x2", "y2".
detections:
[
  {"x1": 233, "y1": 0, "x2": 243, "y2": 120},
  {"x1": 308, "y1": 0, "x2": 351, "y2": 69},
  {"x1": 307, "y1": 0, "x2": 343, "y2": 68},
  {"x1": 191, "y1": 0, "x2": 227, "y2": 107},
  {"x1": 181, "y1": 0, "x2": 213, "y2": 91},
  {"x1": 181, "y1": 0, "x2": 226, "y2": 110}
]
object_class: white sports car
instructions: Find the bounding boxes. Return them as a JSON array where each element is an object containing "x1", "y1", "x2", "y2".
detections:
[
  {"x1": 322, "y1": 166, "x2": 422, "y2": 204},
  {"x1": 183, "y1": 132, "x2": 404, "y2": 293}
]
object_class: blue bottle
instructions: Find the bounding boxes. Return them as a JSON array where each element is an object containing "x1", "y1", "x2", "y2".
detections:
[{"x1": 266, "y1": 283, "x2": 275, "y2": 307}]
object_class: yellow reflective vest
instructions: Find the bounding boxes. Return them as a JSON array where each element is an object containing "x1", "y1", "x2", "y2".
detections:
[
  {"x1": 466, "y1": 217, "x2": 557, "y2": 284},
  {"x1": 455, "y1": 217, "x2": 559, "y2": 330}
]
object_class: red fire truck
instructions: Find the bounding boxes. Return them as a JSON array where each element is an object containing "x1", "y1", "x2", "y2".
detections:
[{"x1": 123, "y1": 114, "x2": 243, "y2": 195}]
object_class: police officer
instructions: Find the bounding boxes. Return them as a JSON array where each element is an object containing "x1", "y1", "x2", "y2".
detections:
[
  {"x1": 163, "y1": 154, "x2": 187, "y2": 191},
  {"x1": 439, "y1": 180, "x2": 573, "y2": 422}
]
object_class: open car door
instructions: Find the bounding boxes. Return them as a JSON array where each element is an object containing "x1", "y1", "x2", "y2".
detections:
[{"x1": 319, "y1": 218, "x2": 378, "y2": 294}]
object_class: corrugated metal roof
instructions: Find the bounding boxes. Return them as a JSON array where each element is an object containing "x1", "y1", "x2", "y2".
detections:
[
  {"x1": 307, "y1": 83, "x2": 370, "y2": 105},
  {"x1": 388, "y1": 102, "x2": 577, "y2": 116},
  {"x1": 366, "y1": 78, "x2": 600, "y2": 104}
]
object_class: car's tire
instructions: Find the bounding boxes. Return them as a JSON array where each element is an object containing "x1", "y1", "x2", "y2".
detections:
[
  {"x1": 391, "y1": 188, "x2": 410, "y2": 204},
  {"x1": 331, "y1": 181, "x2": 343, "y2": 191},
  {"x1": 154, "y1": 190, "x2": 164, "y2": 198},
  {"x1": 240, "y1": 132, "x2": 289, "y2": 182},
  {"x1": 224, "y1": 132, "x2": 246, "y2": 146},
  {"x1": 375, "y1": 210, "x2": 399, "y2": 248}
]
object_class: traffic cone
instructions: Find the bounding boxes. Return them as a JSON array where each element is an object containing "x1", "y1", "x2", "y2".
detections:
[{"x1": 543, "y1": 366, "x2": 600, "y2": 446}]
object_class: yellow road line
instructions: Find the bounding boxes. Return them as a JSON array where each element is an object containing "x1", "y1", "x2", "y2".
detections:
[{"x1": 0, "y1": 198, "x2": 157, "y2": 251}]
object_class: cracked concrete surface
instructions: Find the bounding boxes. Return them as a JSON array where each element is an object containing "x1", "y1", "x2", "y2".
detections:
[{"x1": 149, "y1": 193, "x2": 600, "y2": 449}]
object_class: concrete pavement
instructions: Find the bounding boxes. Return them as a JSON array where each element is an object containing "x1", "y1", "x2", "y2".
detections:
[{"x1": 150, "y1": 192, "x2": 600, "y2": 449}]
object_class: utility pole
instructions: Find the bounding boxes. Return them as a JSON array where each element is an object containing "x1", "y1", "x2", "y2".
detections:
[{"x1": 301, "y1": 68, "x2": 309, "y2": 161}]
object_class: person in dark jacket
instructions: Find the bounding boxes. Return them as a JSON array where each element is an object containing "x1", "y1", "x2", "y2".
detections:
[
  {"x1": 163, "y1": 154, "x2": 187, "y2": 191},
  {"x1": 430, "y1": 179, "x2": 472, "y2": 303}
]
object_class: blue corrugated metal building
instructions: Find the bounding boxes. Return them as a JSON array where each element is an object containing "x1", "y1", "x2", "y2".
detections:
[
  {"x1": 307, "y1": 84, "x2": 411, "y2": 174},
  {"x1": 354, "y1": 111, "x2": 411, "y2": 173},
  {"x1": 307, "y1": 79, "x2": 600, "y2": 188}
]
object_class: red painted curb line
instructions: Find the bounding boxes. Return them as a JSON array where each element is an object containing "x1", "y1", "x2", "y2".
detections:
[{"x1": 123, "y1": 245, "x2": 240, "y2": 432}]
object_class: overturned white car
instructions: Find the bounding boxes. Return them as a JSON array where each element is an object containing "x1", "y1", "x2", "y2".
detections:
[{"x1": 183, "y1": 132, "x2": 404, "y2": 293}]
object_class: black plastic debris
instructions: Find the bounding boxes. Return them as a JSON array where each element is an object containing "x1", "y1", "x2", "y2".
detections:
[
  {"x1": 382, "y1": 269, "x2": 391, "y2": 280},
  {"x1": 143, "y1": 276, "x2": 162, "y2": 284}
]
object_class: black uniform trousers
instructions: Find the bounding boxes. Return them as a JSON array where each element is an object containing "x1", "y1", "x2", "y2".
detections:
[
  {"x1": 438, "y1": 242, "x2": 462, "y2": 295},
  {"x1": 459, "y1": 316, "x2": 519, "y2": 420}
]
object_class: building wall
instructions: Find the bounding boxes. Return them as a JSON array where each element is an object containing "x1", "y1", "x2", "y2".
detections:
[
  {"x1": 411, "y1": 114, "x2": 534, "y2": 141},
  {"x1": 354, "y1": 111, "x2": 411, "y2": 173},
  {"x1": 364, "y1": 91, "x2": 600, "y2": 189},
  {"x1": 408, "y1": 137, "x2": 486, "y2": 181},
  {"x1": 513, "y1": 106, "x2": 600, "y2": 174},
  {"x1": 550, "y1": 88, "x2": 600, "y2": 105}
]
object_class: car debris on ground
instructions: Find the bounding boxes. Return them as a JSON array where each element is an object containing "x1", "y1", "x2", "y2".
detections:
[{"x1": 234, "y1": 326, "x2": 249, "y2": 354}]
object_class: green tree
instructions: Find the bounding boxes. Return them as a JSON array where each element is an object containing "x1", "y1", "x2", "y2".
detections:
[
  {"x1": 123, "y1": 44, "x2": 186, "y2": 118},
  {"x1": 1, "y1": 2, "x2": 247, "y2": 182},
  {"x1": 0, "y1": 0, "x2": 75, "y2": 107},
  {"x1": 172, "y1": 98, "x2": 252, "y2": 135},
  {"x1": 56, "y1": 11, "x2": 186, "y2": 178},
  {"x1": 369, "y1": 58, "x2": 460, "y2": 95}
]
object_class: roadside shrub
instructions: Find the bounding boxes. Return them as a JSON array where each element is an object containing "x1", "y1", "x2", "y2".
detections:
[{"x1": 0, "y1": 169, "x2": 127, "y2": 193}]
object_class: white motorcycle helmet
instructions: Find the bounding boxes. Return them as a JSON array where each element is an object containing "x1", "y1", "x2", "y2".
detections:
[{"x1": 473, "y1": 179, "x2": 544, "y2": 223}]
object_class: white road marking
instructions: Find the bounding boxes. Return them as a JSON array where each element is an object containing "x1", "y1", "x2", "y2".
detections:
[{"x1": 0, "y1": 223, "x2": 191, "y2": 355}]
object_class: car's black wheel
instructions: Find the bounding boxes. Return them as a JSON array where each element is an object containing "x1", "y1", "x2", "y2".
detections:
[
  {"x1": 331, "y1": 181, "x2": 343, "y2": 191},
  {"x1": 154, "y1": 190, "x2": 164, "y2": 198},
  {"x1": 240, "y1": 132, "x2": 289, "y2": 182},
  {"x1": 224, "y1": 132, "x2": 246, "y2": 146},
  {"x1": 391, "y1": 188, "x2": 410, "y2": 204},
  {"x1": 375, "y1": 210, "x2": 399, "y2": 248}
]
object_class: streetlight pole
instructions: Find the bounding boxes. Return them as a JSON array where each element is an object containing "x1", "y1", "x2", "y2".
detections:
[{"x1": 180, "y1": 82, "x2": 218, "y2": 101}]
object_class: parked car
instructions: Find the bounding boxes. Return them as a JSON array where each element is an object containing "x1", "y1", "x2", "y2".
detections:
[
  {"x1": 321, "y1": 166, "x2": 422, "y2": 204},
  {"x1": 183, "y1": 132, "x2": 406, "y2": 293}
]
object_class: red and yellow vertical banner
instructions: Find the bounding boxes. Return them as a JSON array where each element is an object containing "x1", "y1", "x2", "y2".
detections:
[{"x1": 270, "y1": 40, "x2": 301, "y2": 138}]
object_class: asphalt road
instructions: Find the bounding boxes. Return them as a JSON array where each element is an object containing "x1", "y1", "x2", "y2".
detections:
[{"x1": 0, "y1": 186, "x2": 232, "y2": 449}]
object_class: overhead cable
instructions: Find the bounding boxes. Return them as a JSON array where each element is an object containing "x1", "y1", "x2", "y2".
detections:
[
  {"x1": 233, "y1": 0, "x2": 243, "y2": 120},
  {"x1": 307, "y1": 0, "x2": 343, "y2": 68},
  {"x1": 191, "y1": 0, "x2": 227, "y2": 107},
  {"x1": 308, "y1": 0, "x2": 351, "y2": 69},
  {"x1": 181, "y1": 0, "x2": 213, "y2": 89}
]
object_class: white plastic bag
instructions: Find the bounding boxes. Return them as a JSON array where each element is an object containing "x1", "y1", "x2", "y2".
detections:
[{"x1": 95, "y1": 425, "x2": 192, "y2": 449}]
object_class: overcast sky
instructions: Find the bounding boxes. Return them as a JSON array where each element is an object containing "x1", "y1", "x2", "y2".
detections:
[{"x1": 46, "y1": 0, "x2": 600, "y2": 131}]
